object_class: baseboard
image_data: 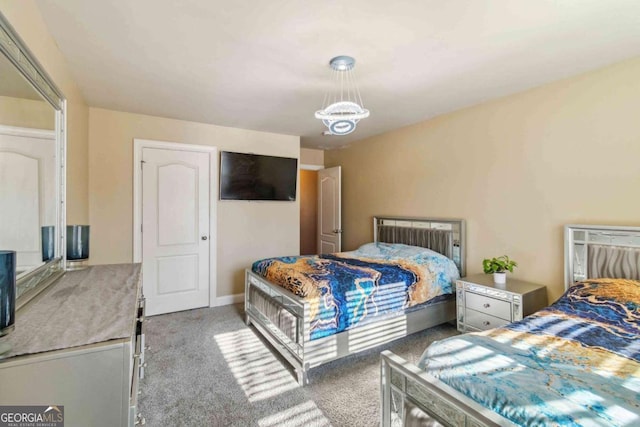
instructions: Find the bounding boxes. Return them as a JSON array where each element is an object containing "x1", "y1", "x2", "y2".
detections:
[{"x1": 214, "y1": 293, "x2": 244, "y2": 307}]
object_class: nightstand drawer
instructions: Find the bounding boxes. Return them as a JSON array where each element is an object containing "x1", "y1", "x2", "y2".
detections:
[
  {"x1": 466, "y1": 309, "x2": 509, "y2": 330},
  {"x1": 466, "y1": 292, "x2": 511, "y2": 321}
]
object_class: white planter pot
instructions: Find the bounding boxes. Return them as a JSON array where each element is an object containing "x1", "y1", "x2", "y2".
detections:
[{"x1": 493, "y1": 272, "x2": 506, "y2": 284}]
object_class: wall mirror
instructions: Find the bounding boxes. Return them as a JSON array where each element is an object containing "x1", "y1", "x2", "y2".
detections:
[{"x1": 0, "y1": 13, "x2": 66, "y2": 308}]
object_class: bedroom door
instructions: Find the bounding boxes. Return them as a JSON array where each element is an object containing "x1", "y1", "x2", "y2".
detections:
[
  {"x1": 141, "y1": 146, "x2": 213, "y2": 316},
  {"x1": 318, "y1": 166, "x2": 342, "y2": 253}
]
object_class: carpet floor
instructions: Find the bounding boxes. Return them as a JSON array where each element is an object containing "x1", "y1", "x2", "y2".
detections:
[{"x1": 138, "y1": 304, "x2": 458, "y2": 427}]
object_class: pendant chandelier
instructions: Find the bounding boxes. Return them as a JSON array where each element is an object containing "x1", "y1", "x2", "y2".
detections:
[{"x1": 315, "y1": 56, "x2": 369, "y2": 136}]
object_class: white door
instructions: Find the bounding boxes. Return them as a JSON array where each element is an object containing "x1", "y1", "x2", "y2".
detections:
[
  {"x1": 142, "y1": 147, "x2": 211, "y2": 316},
  {"x1": 317, "y1": 166, "x2": 342, "y2": 254}
]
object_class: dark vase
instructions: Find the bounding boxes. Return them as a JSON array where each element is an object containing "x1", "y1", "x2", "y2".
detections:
[
  {"x1": 66, "y1": 225, "x2": 90, "y2": 261},
  {"x1": 0, "y1": 250, "x2": 16, "y2": 336},
  {"x1": 41, "y1": 226, "x2": 55, "y2": 262}
]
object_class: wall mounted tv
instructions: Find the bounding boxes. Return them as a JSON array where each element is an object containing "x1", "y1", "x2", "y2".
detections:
[{"x1": 219, "y1": 151, "x2": 298, "y2": 201}]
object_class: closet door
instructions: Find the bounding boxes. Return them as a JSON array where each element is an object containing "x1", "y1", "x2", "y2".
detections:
[{"x1": 141, "y1": 147, "x2": 211, "y2": 315}]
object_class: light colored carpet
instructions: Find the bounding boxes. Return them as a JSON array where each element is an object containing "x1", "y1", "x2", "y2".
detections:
[{"x1": 138, "y1": 304, "x2": 458, "y2": 426}]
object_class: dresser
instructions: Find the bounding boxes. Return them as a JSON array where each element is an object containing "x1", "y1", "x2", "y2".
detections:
[
  {"x1": 456, "y1": 274, "x2": 547, "y2": 332},
  {"x1": 0, "y1": 264, "x2": 145, "y2": 426}
]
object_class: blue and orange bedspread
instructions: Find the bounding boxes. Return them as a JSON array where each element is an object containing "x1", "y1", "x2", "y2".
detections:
[
  {"x1": 251, "y1": 243, "x2": 460, "y2": 340},
  {"x1": 419, "y1": 278, "x2": 640, "y2": 426}
]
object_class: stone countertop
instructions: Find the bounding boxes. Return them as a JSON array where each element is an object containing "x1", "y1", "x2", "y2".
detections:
[{"x1": 2, "y1": 264, "x2": 141, "y2": 360}]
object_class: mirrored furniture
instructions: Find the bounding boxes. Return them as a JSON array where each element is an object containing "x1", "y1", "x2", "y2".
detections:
[
  {"x1": 0, "y1": 264, "x2": 146, "y2": 427},
  {"x1": 381, "y1": 223, "x2": 640, "y2": 426},
  {"x1": 456, "y1": 274, "x2": 547, "y2": 332},
  {"x1": 245, "y1": 216, "x2": 465, "y2": 385},
  {"x1": 0, "y1": 12, "x2": 66, "y2": 309},
  {"x1": 0, "y1": 11, "x2": 146, "y2": 426},
  {"x1": 565, "y1": 224, "x2": 640, "y2": 286}
]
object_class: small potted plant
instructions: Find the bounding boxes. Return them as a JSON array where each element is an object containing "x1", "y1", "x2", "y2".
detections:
[{"x1": 483, "y1": 255, "x2": 517, "y2": 284}]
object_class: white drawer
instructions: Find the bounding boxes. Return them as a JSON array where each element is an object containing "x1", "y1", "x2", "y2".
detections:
[
  {"x1": 466, "y1": 292, "x2": 511, "y2": 321},
  {"x1": 466, "y1": 309, "x2": 509, "y2": 330}
]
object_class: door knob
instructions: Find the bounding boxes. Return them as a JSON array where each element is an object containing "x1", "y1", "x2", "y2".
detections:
[
  {"x1": 201, "y1": 236, "x2": 208, "y2": 241},
  {"x1": 332, "y1": 229, "x2": 343, "y2": 234}
]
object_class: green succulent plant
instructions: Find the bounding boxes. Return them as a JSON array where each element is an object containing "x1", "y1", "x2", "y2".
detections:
[{"x1": 483, "y1": 255, "x2": 518, "y2": 274}]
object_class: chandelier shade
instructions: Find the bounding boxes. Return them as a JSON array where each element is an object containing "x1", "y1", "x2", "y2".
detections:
[{"x1": 315, "y1": 56, "x2": 369, "y2": 136}]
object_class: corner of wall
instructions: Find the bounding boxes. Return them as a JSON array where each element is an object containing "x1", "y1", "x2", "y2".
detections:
[{"x1": 300, "y1": 147, "x2": 324, "y2": 167}]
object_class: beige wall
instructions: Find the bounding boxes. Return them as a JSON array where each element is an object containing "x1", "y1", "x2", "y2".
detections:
[
  {"x1": 88, "y1": 108, "x2": 300, "y2": 297},
  {"x1": 0, "y1": 1, "x2": 89, "y2": 224},
  {"x1": 300, "y1": 170, "x2": 318, "y2": 255},
  {"x1": 0, "y1": 96, "x2": 54, "y2": 129},
  {"x1": 326, "y1": 57, "x2": 640, "y2": 301},
  {"x1": 300, "y1": 147, "x2": 324, "y2": 166}
]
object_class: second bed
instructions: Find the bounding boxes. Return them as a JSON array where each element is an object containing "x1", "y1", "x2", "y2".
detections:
[{"x1": 244, "y1": 216, "x2": 466, "y2": 384}]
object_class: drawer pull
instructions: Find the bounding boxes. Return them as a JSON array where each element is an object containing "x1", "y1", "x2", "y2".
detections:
[
  {"x1": 483, "y1": 321, "x2": 491, "y2": 326},
  {"x1": 483, "y1": 303, "x2": 490, "y2": 308}
]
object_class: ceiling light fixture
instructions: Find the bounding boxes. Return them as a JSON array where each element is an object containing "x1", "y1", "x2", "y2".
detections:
[{"x1": 315, "y1": 56, "x2": 369, "y2": 136}]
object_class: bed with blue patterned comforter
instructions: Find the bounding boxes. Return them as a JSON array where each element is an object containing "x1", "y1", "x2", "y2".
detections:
[
  {"x1": 419, "y1": 278, "x2": 640, "y2": 426},
  {"x1": 251, "y1": 243, "x2": 460, "y2": 340}
]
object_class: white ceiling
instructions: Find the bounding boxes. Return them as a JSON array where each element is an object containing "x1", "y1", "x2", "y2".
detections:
[{"x1": 37, "y1": 0, "x2": 640, "y2": 149}]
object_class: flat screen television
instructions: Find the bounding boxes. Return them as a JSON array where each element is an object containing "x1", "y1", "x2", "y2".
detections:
[{"x1": 219, "y1": 151, "x2": 298, "y2": 201}]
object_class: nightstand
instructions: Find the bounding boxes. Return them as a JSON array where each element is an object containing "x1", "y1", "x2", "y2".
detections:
[{"x1": 456, "y1": 274, "x2": 548, "y2": 332}]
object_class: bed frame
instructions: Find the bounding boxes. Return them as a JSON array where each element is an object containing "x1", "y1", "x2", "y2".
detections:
[
  {"x1": 381, "y1": 224, "x2": 640, "y2": 426},
  {"x1": 244, "y1": 216, "x2": 466, "y2": 385}
]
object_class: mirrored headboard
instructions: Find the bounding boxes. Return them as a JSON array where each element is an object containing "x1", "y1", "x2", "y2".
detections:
[
  {"x1": 373, "y1": 216, "x2": 466, "y2": 276},
  {"x1": 565, "y1": 224, "x2": 640, "y2": 290},
  {"x1": 0, "y1": 12, "x2": 67, "y2": 308}
]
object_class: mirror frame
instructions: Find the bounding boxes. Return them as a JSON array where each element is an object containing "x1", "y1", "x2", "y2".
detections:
[{"x1": 0, "y1": 12, "x2": 67, "y2": 309}]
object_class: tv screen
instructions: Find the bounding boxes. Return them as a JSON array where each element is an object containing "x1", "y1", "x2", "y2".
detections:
[{"x1": 219, "y1": 151, "x2": 298, "y2": 201}]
